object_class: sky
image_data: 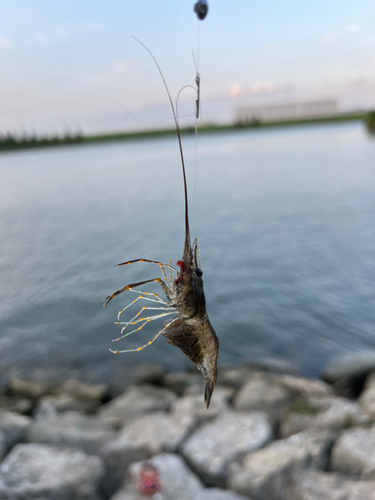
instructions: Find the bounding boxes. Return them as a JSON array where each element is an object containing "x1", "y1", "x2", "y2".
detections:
[{"x1": 1, "y1": 0, "x2": 375, "y2": 135}]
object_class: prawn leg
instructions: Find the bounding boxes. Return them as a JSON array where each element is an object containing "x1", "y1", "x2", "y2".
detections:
[
  {"x1": 103, "y1": 278, "x2": 172, "y2": 306},
  {"x1": 113, "y1": 309, "x2": 175, "y2": 342},
  {"x1": 115, "y1": 258, "x2": 177, "y2": 283},
  {"x1": 110, "y1": 318, "x2": 178, "y2": 353}
]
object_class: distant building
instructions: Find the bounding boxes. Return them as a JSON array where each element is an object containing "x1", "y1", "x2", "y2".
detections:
[{"x1": 235, "y1": 99, "x2": 338, "y2": 124}]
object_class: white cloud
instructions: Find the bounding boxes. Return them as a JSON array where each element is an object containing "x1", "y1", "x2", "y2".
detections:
[
  {"x1": 73, "y1": 22, "x2": 104, "y2": 33},
  {"x1": 52, "y1": 27, "x2": 69, "y2": 37},
  {"x1": 319, "y1": 32, "x2": 339, "y2": 45},
  {"x1": 229, "y1": 83, "x2": 293, "y2": 98},
  {"x1": 90, "y1": 60, "x2": 141, "y2": 84},
  {"x1": 344, "y1": 24, "x2": 360, "y2": 33},
  {"x1": 34, "y1": 33, "x2": 48, "y2": 43},
  {"x1": 0, "y1": 37, "x2": 12, "y2": 48}
]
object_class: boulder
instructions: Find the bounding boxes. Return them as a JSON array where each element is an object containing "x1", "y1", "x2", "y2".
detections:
[
  {"x1": 112, "y1": 453, "x2": 204, "y2": 500},
  {"x1": 330, "y1": 427, "x2": 375, "y2": 478},
  {"x1": 98, "y1": 384, "x2": 176, "y2": 428},
  {"x1": 0, "y1": 436, "x2": 6, "y2": 462},
  {"x1": 0, "y1": 411, "x2": 31, "y2": 459},
  {"x1": 227, "y1": 430, "x2": 335, "y2": 500},
  {"x1": 161, "y1": 371, "x2": 203, "y2": 395},
  {"x1": 233, "y1": 372, "x2": 290, "y2": 423},
  {"x1": 57, "y1": 379, "x2": 107, "y2": 401},
  {"x1": 359, "y1": 372, "x2": 375, "y2": 418},
  {"x1": 249, "y1": 357, "x2": 300, "y2": 376},
  {"x1": 196, "y1": 489, "x2": 250, "y2": 500},
  {"x1": 109, "y1": 363, "x2": 165, "y2": 397},
  {"x1": 280, "y1": 396, "x2": 371, "y2": 438},
  {"x1": 275, "y1": 375, "x2": 332, "y2": 398},
  {"x1": 287, "y1": 469, "x2": 375, "y2": 500},
  {"x1": 0, "y1": 443, "x2": 104, "y2": 500},
  {"x1": 0, "y1": 396, "x2": 34, "y2": 415},
  {"x1": 7, "y1": 377, "x2": 51, "y2": 400},
  {"x1": 322, "y1": 351, "x2": 375, "y2": 398},
  {"x1": 101, "y1": 411, "x2": 194, "y2": 497},
  {"x1": 34, "y1": 394, "x2": 101, "y2": 418},
  {"x1": 27, "y1": 411, "x2": 115, "y2": 455},
  {"x1": 172, "y1": 387, "x2": 229, "y2": 424},
  {"x1": 216, "y1": 365, "x2": 257, "y2": 390},
  {"x1": 181, "y1": 410, "x2": 273, "y2": 487}
]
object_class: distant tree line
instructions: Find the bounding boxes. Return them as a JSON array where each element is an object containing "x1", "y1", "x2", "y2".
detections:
[
  {"x1": 365, "y1": 111, "x2": 375, "y2": 134},
  {"x1": 0, "y1": 130, "x2": 84, "y2": 152}
]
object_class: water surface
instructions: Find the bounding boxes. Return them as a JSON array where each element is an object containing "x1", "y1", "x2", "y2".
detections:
[{"x1": 1, "y1": 122, "x2": 374, "y2": 382}]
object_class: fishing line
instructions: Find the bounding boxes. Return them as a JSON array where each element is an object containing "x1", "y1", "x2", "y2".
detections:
[
  {"x1": 191, "y1": 0, "x2": 208, "y2": 234},
  {"x1": 192, "y1": 17, "x2": 201, "y2": 237}
]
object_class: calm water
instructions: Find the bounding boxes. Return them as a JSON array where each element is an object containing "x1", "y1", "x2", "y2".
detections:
[{"x1": 0, "y1": 122, "x2": 374, "y2": 383}]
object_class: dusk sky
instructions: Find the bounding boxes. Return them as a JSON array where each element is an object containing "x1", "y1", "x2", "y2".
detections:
[{"x1": 1, "y1": 0, "x2": 375, "y2": 135}]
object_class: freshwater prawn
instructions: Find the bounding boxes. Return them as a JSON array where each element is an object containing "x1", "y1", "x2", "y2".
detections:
[{"x1": 103, "y1": 38, "x2": 218, "y2": 408}]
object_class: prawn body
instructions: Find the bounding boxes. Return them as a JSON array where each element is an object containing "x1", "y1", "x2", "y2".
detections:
[
  {"x1": 104, "y1": 38, "x2": 218, "y2": 408},
  {"x1": 164, "y1": 236, "x2": 218, "y2": 407}
]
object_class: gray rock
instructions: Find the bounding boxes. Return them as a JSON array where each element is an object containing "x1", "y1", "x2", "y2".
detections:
[
  {"x1": 8, "y1": 377, "x2": 51, "y2": 400},
  {"x1": 322, "y1": 351, "x2": 375, "y2": 398},
  {"x1": 287, "y1": 469, "x2": 375, "y2": 500},
  {"x1": 109, "y1": 363, "x2": 165, "y2": 397},
  {"x1": 280, "y1": 396, "x2": 371, "y2": 438},
  {"x1": 98, "y1": 384, "x2": 176, "y2": 428},
  {"x1": 0, "y1": 411, "x2": 31, "y2": 457},
  {"x1": 34, "y1": 394, "x2": 101, "y2": 418},
  {"x1": 0, "y1": 396, "x2": 34, "y2": 415},
  {"x1": 0, "y1": 443, "x2": 104, "y2": 500},
  {"x1": 27, "y1": 411, "x2": 115, "y2": 455},
  {"x1": 359, "y1": 372, "x2": 375, "y2": 418},
  {"x1": 161, "y1": 371, "x2": 203, "y2": 395},
  {"x1": 249, "y1": 357, "x2": 300, "y2": 376},
  {"x1": 196, "y1": 489, "x2": 251, "y2": 500},
  {"x1": 323, "y1": 351, "x2": 375, "y2": 383},
  {"x1": 182, "y1": 410, "x2": 273, "y2": 487},
  {"x1": 57, "y1": 379, "x2": 107, "y2": 401},
  {"x1": 0, "y1": 435, "x2": 6, "y2": 462},
  {"x1": 275, "y1": 375, "x2": 332, "y2": 398},
  {"x1": 234, "y1": 372, "x2": 291, "y2": 423},
  {"x1": 31, "y1": 379, "x2": 107, "y2": 417},
  {"x1": 172, "y1": 386, "x2": 230, "y2": 424},
  {"x1": 183, "y1": 383, "x2": 235, "y2": 404},
  {"x1": 216, "y1": 365, "x2": 257, "y2": 390},
  {"x1": 330, "y1": 427, "x2": 375, "y2": 478},
  {"x1": 111, "y1": 453, "x2": 204, "y2": 500},
  {"x1": 101, "y1": 411, "x2": 194, "y2": 497},
  {"x1": 228, "y1": 430, "x2": 335, "y2": 500}
]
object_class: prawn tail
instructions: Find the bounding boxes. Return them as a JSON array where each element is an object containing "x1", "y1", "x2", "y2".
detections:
[{"x1": 204, "y1": 378, "x2": 215, "y2": 409}]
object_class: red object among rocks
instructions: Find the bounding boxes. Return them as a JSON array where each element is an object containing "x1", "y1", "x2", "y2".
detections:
[{"x1": 136, "y1": 462, "x2": 163, "y2": 496}]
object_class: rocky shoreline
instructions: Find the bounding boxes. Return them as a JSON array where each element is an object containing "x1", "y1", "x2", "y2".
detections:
[{"x1": 1, "y1": 353, "x2": 375, "y2": 499}]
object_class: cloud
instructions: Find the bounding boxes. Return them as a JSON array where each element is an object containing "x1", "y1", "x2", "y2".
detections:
[
  {"x1": 73, "y1": 22, "x2": 104, "y2": 34},
  {"x1": 34, "y1": 33, "x2": 48, "y2": 43},
  {"x1": 52, "y1": 27, "x2": 69, "y2": 37},
  {"x1": 0, "y1": 37, "x2": 12, "y2": 48},
  {"x1": 320, "y1": 24, "x2": 361, "y2": 45},
  {"x1": 90, "y1": 60, "x2": 141, "y2": 84},
  {"x1": 229, "y1": 83, "x2": 293, "y2": 98},
  {"x1": 319, "y1": 32, "x2": 339, "y2": 45},
  {"x1": 344, "y1": 24, "x2": 360, "y2": 33}
]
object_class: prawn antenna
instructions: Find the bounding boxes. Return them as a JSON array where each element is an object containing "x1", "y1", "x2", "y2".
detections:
[
  {"x1": 118, "y1": 100, "x2": 194, "y2": 125},
  {"x1": 131, "y1": 36, "x2": 190, "y2": 244}
]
